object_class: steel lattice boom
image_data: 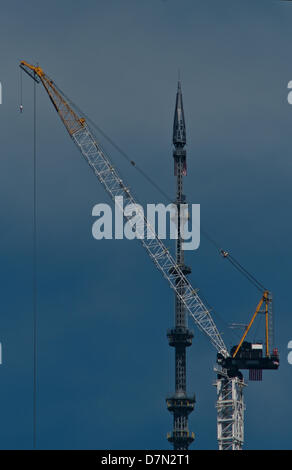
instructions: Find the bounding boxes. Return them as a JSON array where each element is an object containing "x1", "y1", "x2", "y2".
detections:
[{"x1": 20, "y1": 61, "x2": 228, "y2": 358}]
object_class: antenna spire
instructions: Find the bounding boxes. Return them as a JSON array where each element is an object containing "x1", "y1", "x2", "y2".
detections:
[{"x1": 173, "y1": 78, "x2": 186, "y2": 147}]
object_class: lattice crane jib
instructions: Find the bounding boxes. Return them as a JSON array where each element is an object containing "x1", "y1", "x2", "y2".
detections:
[{"x1": 19, "y1": 61, "x2": 228, "y2": 361}]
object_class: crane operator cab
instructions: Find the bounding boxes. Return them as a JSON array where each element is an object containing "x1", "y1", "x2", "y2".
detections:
[{"x1": 217, "y1": 341, "x2": 279, "y2": 381}]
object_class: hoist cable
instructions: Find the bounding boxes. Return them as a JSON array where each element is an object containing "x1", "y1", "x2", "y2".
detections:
[{"x1": 33, "y1": 74, "x2": 37, "y2": 450}]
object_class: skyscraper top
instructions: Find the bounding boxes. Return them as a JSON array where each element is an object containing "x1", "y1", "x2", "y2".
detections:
[{"x1": 173, "y1": 81, "x2": 186, "y2": 147}]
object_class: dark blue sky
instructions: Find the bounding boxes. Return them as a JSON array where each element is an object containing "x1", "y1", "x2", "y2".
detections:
[{"x1": 0, "y1": 0, "x2": 292, "y2": 449}]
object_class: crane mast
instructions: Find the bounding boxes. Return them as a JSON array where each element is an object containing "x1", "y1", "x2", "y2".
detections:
[{"x1": 215, "y1": 370, "x2": 245, "y2": 450}]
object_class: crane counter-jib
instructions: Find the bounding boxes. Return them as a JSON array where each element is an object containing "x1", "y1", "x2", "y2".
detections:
[{"x1": 19, "y1": 60, "x2": 229, "y2": 358}]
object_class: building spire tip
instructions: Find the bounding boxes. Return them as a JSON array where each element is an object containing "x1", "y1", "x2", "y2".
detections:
[{"x1": 173, "y1": 74, "x2": 186, "y2": 147}]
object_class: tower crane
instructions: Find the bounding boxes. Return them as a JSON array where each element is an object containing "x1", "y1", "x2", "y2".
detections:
[
  {"x1": 215, "y1": 286, "x2": 279, "y2": 449},
  {"x1": 19, "y1": 61, "x2": 279, "y2": 450}
]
